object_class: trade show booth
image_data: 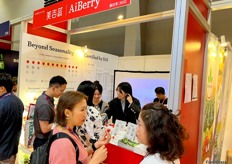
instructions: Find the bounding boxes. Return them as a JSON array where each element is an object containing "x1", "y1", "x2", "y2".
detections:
[{"x1": 1, "y1": 0, "x2": 232, "y2": 164}]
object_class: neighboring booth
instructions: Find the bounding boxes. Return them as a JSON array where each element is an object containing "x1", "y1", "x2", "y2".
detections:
[
  {"x1": 0, "y1": 48, "x2": 19, "y2": 79},
  {"x1": 0, "y1": 21, "x2": 11, "y2": 50},
  {"x1": 199, "y1": 35, "x2": 232, "y2": 163}
]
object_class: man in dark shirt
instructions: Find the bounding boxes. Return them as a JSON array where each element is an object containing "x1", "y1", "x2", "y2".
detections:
[
  {"x1": 153, "y1": 87, "x2": 168, "y2": 106},
  {"x1": 33, "y1": 75, "x2": 67, "y2": 149},
  {"x1": 0, "y1": 73, "x2": 24, "y2": 163}
]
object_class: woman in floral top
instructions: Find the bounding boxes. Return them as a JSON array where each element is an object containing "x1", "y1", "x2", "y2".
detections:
[{"x1": 75, "y1": 81, "x2": 107, "y2": 148}]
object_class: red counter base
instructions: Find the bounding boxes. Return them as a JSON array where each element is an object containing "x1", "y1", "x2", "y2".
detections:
[{"x1": 105, "y1": 143, "x2": 144, "y2": 164}]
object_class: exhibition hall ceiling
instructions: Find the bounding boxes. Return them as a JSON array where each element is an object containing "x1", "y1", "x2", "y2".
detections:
[
  {"x1": 212, "y1": 8, "x2": 232, "y2": 45},
  {"x1": 71, "y1": 0, "x2": 175, "y2": 29},
  {"x1": 70, "y1": 0, "x2": 175, "y2": 56},
  {"x1": 70, "y1": 0, "x2": 232, "y2": 57},
  {"x1": 2, "y1": 0, "x2": 232, "y2": 56}
]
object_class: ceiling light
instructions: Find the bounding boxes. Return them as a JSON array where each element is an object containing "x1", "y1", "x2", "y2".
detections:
[
  {"x1": 77, "y1": 50, "x2": 84, "y2": 58},
  {"x1": 117, "y1": 15, "x2": 124, "y2": 20},
  {"x1": 83, "y1": 45, "x2": 88, "y2": 53}
]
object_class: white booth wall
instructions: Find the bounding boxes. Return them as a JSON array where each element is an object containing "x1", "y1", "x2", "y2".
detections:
[
  {"x1": 18, "y1": 33, "x2": 118, "y2": 105},
  {"x1": 118, "y1": 55, "x2": 171, "y2": 71},
  {"x1": 117, "y1": 55, "x2": 171, "y2": 107}
]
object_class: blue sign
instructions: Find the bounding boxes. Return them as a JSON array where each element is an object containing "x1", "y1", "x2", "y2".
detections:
[{"x1": 0, "y1": 21, "x2": 10, "y2": 37}]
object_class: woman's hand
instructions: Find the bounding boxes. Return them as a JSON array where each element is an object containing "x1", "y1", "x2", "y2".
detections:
[
  {"x1": 90, "y1": 145, "x2": 108, "y2": 164},
  {"x1": 126, "y1": 94, "x2": 133, "y2": 104},
  {"x1": 95, "y1": 131, "x2": 111, "y2": 149}
]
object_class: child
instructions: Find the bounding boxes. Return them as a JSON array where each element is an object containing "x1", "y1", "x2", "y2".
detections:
[{"x1": 136, "y1": 103, "x2": 188, "y2": 164}]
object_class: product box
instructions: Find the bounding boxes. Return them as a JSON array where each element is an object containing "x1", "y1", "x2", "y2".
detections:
[
  {"x1": 27, "y1": 104, "x2": 35, "y2": 120},
  {"x1": 109, "y1": 120, "x2": 127, "y2": 145},
  {"x1": 125, "y1": 122, "x2": 137, "y2": 141},
  {"x1": 24, "y1": 120, "x2": 34, "y2": 148},
  {"x1": 118, "y1": 138, "x2": 139, "y2": 151}
]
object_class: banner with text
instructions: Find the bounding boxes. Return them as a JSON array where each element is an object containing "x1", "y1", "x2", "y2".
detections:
[
  {"x1": 19, "y1": 33, "x2": 118, "y2": 105},
  {"x1": 33, "y1": 0, "x2": 131, "y2": 28}
]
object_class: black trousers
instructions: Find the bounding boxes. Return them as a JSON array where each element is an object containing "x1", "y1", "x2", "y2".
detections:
[{"x1": 33, "y1": 137, "x2": 48, "y2": 150}]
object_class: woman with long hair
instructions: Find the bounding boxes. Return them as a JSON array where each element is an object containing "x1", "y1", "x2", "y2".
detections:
[{"x1": 106, "y1": 82, "x2": 141, "y2": 124}]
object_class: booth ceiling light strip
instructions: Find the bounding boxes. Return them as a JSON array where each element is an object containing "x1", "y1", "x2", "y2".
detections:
[
  {"x1": 211, "y1": 0, "x2": 232, "y2": 11},
  {"x1": 0, "y1": 39, "x2": 12, "y2": 44},
  {"x1": 68, "y1": 10, "x2": 174, "y2": 35},
  {"x1": 12, "y1": 40, "x2": 20, "y2": 44},
  {"x1": 44, "y1": 25, "x2": 67, "y2": 33},
  {"x1": 26, "y1": 20, "x2": 67, "y2": 34},
  {"x1": 189, "y1": 0, "x2": 211, "y2": 32},
  {"x1": 10, "y1": 15, "x2": 67, "y2": 34}
]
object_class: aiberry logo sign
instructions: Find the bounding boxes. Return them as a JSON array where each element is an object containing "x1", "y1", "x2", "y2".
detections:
[{"x1": 33, "y1": 0, "x2": 131, "y2": 28}]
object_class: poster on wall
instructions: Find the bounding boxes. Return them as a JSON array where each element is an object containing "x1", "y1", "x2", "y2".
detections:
[
  {"x1": 212, "y1": 48, "x2": 232, "y2": 161},
  {"x1": 184, "y1": 73, "x2": 192, "y2": 103},
  {"x1": 201, "y1": 34, "x2": 220, "y2": 164},
  {"x1": 200, "y1": 34, "x2": 232, "y2": 163},
  {"x1": 0, "y1": 48, "x2": 19, "y2": 78},
  {"x1": 192, "y1": 74, "x2": 198, "y2": 101},
  {"x1": 19, "y1": 33, "x2": 118, "y2": 106}
]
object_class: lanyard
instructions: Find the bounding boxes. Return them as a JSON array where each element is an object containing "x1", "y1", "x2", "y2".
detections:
[
  {"x1": 66, "y1": 125, "x2": 79, "y2": 140},
  {"x1": 66, "y1": 125, "x2": 75, "y2": 133}
]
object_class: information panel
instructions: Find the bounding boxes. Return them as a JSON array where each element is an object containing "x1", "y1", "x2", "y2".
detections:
[{"x1": 19, "y1": 33, "x2": 118, "y2": 105}]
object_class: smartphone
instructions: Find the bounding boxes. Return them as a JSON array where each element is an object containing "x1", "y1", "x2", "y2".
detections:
[{"x1": 101, "y1": 114, "x2": 108, "y2": 125}]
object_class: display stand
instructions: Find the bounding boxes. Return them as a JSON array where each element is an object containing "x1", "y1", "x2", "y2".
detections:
[
  {"x1": 105, "y1": 143, "x2": 143, "y2": 164},
  {"x1": 105, "y1": 120, "x2": 146, "y2": 164}
]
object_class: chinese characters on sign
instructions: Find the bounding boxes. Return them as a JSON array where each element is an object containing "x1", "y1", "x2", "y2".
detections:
[
  {"x1": 46, "y1": 7, "x2": 63, "y2": 20},
  {"x1": 109, "y1": 0, "x2": 127, "y2": 8}
]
